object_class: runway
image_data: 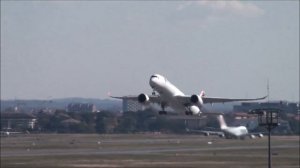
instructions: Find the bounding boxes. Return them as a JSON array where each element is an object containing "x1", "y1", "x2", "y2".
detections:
[
  {"x1": 2, "y1": 144, "x2": 298, "y2": 157},
  {"x1": 1, "y1": 134, "x2": 299, "y2": 168}
]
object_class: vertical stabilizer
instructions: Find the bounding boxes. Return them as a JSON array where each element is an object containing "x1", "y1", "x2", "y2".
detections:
[
  {"x1": 200, "y1": 90, "x2": 206, "y2": 97},
  {"x1": 217, "y1": 115, "x2": 228, "y2": 130}
]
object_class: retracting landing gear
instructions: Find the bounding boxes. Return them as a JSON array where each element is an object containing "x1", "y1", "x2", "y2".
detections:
[
  {"x1": 185, "y1": 111, "x2": 193, "y2": 115},
  {"x1": 158, "y1": 103, "x2": 167, "y2": 115},
  {"x1": 159, "y1": 111, "x2": 167, "y2": 115}
]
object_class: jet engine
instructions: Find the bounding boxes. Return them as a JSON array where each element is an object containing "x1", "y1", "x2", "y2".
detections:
[
  {"x1": 250, "y1": 134, "x2": 256, "y2": 139},
  {"x1": 186, "y1": 105, "x2": 201, "y2": 115},
  {"x1": 258, "y1": 133, "x2": 264, "y2": 138},
  {"x1": 138, "y1": 93, "x2": 150, "y2": 104},
  {"x1": 190, "y1": 94, "x2": 203, "y2": 105}
]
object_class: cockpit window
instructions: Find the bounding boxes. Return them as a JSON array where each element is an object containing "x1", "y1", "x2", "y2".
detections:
[{"x1": 151, "y1": 75, "x2": 159, "y2": 79}]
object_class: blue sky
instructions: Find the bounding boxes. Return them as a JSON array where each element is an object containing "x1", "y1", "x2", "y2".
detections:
[{"x1": 1, "y1": 1, "x2": 299, "y2": 101}]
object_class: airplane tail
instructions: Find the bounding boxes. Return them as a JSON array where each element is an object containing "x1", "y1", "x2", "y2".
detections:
[
  {"x1": 200, "y1": 90, "x2": 206, "y2": 97},
  {"x1": 217, "y1": 115, "x2": 228, "y2": 130}
]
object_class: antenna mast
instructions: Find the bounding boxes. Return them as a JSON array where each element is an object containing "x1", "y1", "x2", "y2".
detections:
[{"x1": 267, "y1": 79, "x2": 270, "y2": 103}]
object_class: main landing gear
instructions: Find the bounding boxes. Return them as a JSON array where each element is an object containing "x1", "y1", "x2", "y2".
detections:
[
  {"x1": 158, "y1": 103, "x2": 167, "y2": 115},
  {"x1": 159, "y1": 111, "x2": 167, "y2": 115},
  {"x1": 185, "y1": 111, "x2": 193, "y2": 115}
]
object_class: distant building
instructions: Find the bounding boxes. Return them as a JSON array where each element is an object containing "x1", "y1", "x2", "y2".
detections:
[
  {"x1": 66, "y1": 103, "x2": 97, "y2": 113},
  {"x1": 294, "y1": 114, "x2": 300, "y2": 121},
  {"x1": 166, "y1": 115, "x2": 207, "y2": 130},
  {"x1": 233, "y1": 112, "x2": 255, "y2": 120},
  {"x1": 233, "y1": 102, "x2": 260, "y2": 112},
  {"x1": 273, "y1": 119, "x2": 293, "y2": 134},
  {"x1": 0, "y1": 112, "x2": 37, "y2": 130},
  {"x1": 61, "y1": 118, "x2": 81, "y2": 125},
  {"x1": 233, "y1": 101, "x2": 299, "y2": 113}
]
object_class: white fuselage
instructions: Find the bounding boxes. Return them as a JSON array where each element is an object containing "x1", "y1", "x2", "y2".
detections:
[
  {"x1": 217, "y1": 115, "x2": 249, "y2": 138},
  {"x1": 113, "y1": 74, "x2": 266, "y2": 116},
  {"x1": 149, "y1": 74, "x2": 200, "y2": 114},
  {"x1": 222, "y1": 126, "x2": 249, "y2": 138}
]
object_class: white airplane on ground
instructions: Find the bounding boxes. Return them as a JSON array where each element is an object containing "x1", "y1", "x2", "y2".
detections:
[
  {"x1": 0, "y1": 130, "x2": 23, "y2": 136},
  {"x1": 112, "y1": 74, "x2": 266, "y2": 116},
  {"x1": 196, "y1": 115, "x2": 264, "y2": 139}
]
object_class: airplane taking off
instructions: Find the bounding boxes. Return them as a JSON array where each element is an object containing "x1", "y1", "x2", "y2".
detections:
[
  {"x1": 111, "y1": 74, "x2": 266, "y2": 116},
  {"x1": 196, "y1": 115, "x2": 264, "y2": 139}
]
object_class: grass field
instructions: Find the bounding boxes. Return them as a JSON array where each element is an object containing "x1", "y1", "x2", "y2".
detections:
[{"x1": 1, "y1": 134, "x2": 299, "y2": 168}]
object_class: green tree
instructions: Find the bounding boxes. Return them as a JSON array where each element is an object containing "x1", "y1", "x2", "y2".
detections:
[
  {"x1": 136, "y1": 109, "x2": 157, "y2": 131},
  {"x1": 95, "y1": 111, "x2": 116, "y2": 133},
  {"x1": 289, "y1": 119, "x2": 300, "y2": 135},
  {"x1": 115, "y1": 111, "x2": 137, "y2": 133}
]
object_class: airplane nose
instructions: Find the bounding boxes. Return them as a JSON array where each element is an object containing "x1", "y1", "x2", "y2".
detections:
[
  {"x1": 149, "y1": 77, "x2": 156, "y2": 88},
  {"x1": 149, "y1": 75, "x2": 159, "y2": 88}
]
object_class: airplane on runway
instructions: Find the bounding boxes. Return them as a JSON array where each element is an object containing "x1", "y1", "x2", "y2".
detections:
[
  {"x1": 0, "y1": 130, "x2": 23, "y2": 136},
  {"x1": 195, "y1": 115, "x2": 264, "y2": 139},
  {"x1": 111, "y1": 74, "x2": 266, "y2": 116}
]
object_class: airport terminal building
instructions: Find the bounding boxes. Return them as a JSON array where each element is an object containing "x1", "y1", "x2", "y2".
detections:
[
  {"x1": 1, "y1": 112, "x2": 37, "y2": 130},
  {"x1": 233, "y1": 101, "x2": 299, "y2": 113},
  {"x1": 66, "y1": 103, "x2": 97, "y2": 113}
]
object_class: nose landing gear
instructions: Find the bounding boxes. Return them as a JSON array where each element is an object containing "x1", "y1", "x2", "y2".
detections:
[{"x1": 152, "y1": 90, "x2": 156, "y2": 96}]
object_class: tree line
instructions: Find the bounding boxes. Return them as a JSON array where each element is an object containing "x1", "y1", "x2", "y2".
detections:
[
  {"x1": 32, "y1": 109, "x2": 300, "y2": 135},
  {"x1": 33, "y1": 109, "x2": 187, "y2": 134}
]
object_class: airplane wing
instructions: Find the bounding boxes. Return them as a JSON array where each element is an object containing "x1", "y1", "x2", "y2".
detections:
[
  {"x1": 175, "y1": 95, "x2": 267, "y2": 105},
  {"x1": 110, "y1": 95, "x2": 162, "y2": 104},
  {"x1": 202, "y1": 96, "x2": 267, "y2": 104}
]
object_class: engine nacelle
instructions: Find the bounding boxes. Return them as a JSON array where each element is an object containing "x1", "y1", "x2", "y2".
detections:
[
  {"x1": 138, "y1": 93, "x2": 150, "y2": 104},
  {"x1": 189, "y1": 105, "x2": 201, "y2": 115},
  {"x1": 190, "y1": 94, "x2": 203, "y2": 105},
  {"x1": 258, "y1": 133, "x2": 264, "y2": 138}
]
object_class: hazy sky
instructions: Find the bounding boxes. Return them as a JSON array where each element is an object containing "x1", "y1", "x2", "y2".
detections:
[{"x1": 1, "y1": 1, "x2": 299, "y2": 101}]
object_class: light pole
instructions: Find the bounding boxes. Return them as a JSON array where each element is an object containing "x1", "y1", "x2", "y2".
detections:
[{"x1": 249, "y1": 108, "x2": 279, "y2": 168}]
